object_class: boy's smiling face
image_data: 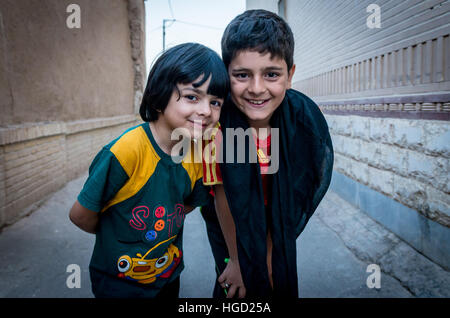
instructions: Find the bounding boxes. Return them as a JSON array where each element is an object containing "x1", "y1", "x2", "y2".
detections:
[
  {"x1": 160, "y1": 75, "x2": 223, "y2": 140},
  {"x1": 228, "y1": 50, "x2": 295, "y2": 128}
]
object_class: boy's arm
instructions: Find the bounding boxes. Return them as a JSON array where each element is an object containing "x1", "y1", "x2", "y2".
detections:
[
  {"x1": 214, "y1": 184, "x2": 238, "y2": 260},
  {"x1": 69, "y1": 200, "x2": 99, "y2": 234},
  {"x1": 214, "y1": 184, "x2": 246, "y2": 298},
  {"x1": 70, "y1": 146, "x2": 130, "y2": 234}
]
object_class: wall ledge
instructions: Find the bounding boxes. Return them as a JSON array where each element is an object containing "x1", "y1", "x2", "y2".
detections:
[
  {"x1": 330, "y1": 170, "x2": 450, "y2": 270},
  {"x1": 0, "y1": 115, "x2": 138, "y2": 146}
]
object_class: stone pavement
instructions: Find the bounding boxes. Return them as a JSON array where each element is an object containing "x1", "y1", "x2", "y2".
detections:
[{"x1": 0, "y1": 174, "x2": 449, "y2": 298}]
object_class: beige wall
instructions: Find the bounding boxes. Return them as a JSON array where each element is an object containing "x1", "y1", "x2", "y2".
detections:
[
  {"x1": 0, "y1": 0, "x2": 140, "y2": 125},
  {"x1": 0, "y1": 0, "x2": 145, "y2": 228},
  {"x1": 0, "y1": 116, "x2": 141, "y2": 227}
]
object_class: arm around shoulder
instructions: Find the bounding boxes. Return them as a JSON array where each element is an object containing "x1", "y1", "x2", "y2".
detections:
[{"x1": 69, "y1": 200, "x2": 99, "y2": 234}]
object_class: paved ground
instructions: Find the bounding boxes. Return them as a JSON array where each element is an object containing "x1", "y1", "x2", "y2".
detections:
[{"x1": 0, "y1": 173, "x2": 449, "y2": 298}]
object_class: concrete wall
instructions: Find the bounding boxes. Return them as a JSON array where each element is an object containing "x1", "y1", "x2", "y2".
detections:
[
  {"x1": 247, "y1": 0, "x2": 450, "y2": 268},
  {"x1": 0, "y1": 0, "x2": 145, "y2": 228},
  {"x1": 327, "y1": 114, "x2": 449, "y2": 227}
]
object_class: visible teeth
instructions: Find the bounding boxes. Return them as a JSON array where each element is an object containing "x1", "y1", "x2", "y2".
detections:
[{"x1": 249, "y1": 100, "x2": 265, "y2": 105}]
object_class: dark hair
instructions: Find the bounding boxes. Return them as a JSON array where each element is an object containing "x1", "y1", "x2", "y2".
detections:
[
  {"x1": 221, "y1": 9, "x2": 294, "y2": 70},
  {"x1": 140, "y1": 43, "x2": 230, "y2": 122}
]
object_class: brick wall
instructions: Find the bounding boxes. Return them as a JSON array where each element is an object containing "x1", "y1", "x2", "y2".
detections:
[{"x1": 0, "y1": 116, "x2": 142, "y2": 228}]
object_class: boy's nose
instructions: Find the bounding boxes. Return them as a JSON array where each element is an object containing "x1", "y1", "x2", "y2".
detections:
[
  {"x1": 248, "y1": 76, "x2": 266, "y2": 95},
  {"x1": 196, "y1": 100, "x2": 212, "y2": 117}
]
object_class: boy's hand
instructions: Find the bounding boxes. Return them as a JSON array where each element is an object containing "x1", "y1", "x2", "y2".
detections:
[{"x1": 218, "y1": 258, "x2": 246, "y2": 298}]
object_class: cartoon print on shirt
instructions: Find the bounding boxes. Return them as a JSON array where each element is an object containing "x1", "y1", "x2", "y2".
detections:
[
  {"x1": 167, "y1": 204, "x2": 185, "y2": 237},
  {"x1": 120, "y1": 204, "x2": 185, "y2": 283},
  {"x1": 117, "y1": 235, "x2": 181, "y2": 284},
  {"x1": 128, "y1": 204, "x2": 184, "y2": 238},
  {"x1": 129, "y1": 205, "x2": 150, "y2": 231},
  {"x1": 154, "y1": 206, "x2": 165, "y2": 218}
]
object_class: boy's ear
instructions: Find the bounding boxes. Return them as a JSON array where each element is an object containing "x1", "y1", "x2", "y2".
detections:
[{"x1": 287, "y1": 64, "x2": 296, "y2": 89}]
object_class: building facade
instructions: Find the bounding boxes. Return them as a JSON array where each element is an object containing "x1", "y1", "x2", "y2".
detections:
[
  {"x1": 247, "y1": 0, "x2": 450, "y2": 269},
  {"x1": 0, "y1": 0, "x2": 146, "y2": 228}
]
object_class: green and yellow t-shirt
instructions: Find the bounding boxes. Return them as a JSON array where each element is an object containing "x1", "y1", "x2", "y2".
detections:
[{"x1": 77, "y1": 123, "x2": 209, "y2": 297}]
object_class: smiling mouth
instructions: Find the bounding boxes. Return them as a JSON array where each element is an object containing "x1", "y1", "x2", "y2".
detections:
[
  {"x1": 188, "y1": 120, "x2": 208, "y2": 127},
  {"x1": 133, "y1": 266, "x2": 152, "y2": 273},
  {"x1": 245, "y1": 99, "x2": 270, "y2": 107}
]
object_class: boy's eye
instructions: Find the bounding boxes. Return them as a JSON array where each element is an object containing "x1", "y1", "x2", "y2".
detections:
[
  {"x1": 211, "y1": 100, "x2": 222, "y2": 107},
  {"x1": 233, "y1": 73, "x2": 248, "y2": 79},
  {"x1": 266, "y1": 72, "x2": 279, "y2": 79},
  {"x1": 185, "y1": 95, "x2": 198, "y2": 101}
]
